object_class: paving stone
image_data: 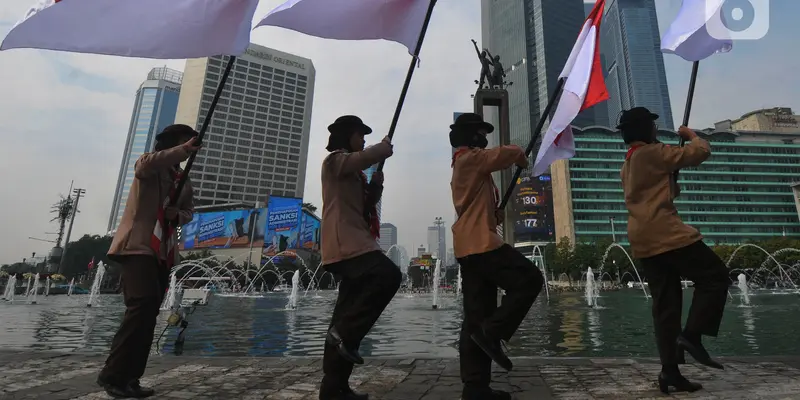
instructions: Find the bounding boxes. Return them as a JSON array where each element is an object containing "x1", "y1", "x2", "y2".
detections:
[{"x1": 1, "y1": 351, "x2": 800, "y2": 399}]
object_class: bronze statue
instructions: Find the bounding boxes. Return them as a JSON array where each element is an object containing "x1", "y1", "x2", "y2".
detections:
[
  {"x1": 486, "y1": 50, "x2": 506, "y2": 87},
  {"x1": 472, "y1": 39, "x2": 495, "y2": 89}
]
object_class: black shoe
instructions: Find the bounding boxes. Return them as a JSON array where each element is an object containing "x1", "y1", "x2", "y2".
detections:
[
  {"x1": 470, "y1": 329, "x2": 513, "y2": 371},
  {"x1": 462, "y1": 386, "x2": 512, "y2": 400},
  {"x1": 129, "y1": 380, "x2": 155, "y2": 398},
  {"x1": 326, "y1": 327, "x2": 364, "y2": 365},
  {"x1": 676, "y1": 334, "x2": 724, "y2": 370},
  {"x1": 319, "y1": 385, "x2": 369, "y2": 400},
  {"x1": 97, "y1": 376, "x2": 139, "y2": 399},
  {"x1": 657, "y1": 371, "x2": 703, "y2": 394}
]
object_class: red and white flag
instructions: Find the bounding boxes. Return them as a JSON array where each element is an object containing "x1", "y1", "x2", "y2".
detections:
[
  {"x1": 531, "y1": 0, "x2": 609, "y2": 177},
  {"x1": 1, "y1": 0, "x2": 260, "y2": 59},
  {"x1": 255, "y1": 0, "x2": 432, "y2": 55},
  {"x1": 661, "y1": 0, "x2": 732, "y2": 62},
  {"x1": 87, "y1": 257, "x2": 95, "y2": 271}
]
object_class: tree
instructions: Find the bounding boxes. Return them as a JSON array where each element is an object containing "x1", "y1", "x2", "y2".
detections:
[
  {"x1": 60, "y1": 234, "x2": 114, "y2": 280},
  {"x1": 302, "y1": 202, "x2": 318, "y2": 214}
]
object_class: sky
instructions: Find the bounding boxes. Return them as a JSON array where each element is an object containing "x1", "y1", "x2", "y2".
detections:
[{"x1": 0, "y1": 0, "x2": 798, "y2": 264}]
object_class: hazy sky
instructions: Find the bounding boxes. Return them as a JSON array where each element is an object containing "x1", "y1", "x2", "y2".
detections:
[{"x1": 0, "y1": 0, "x2": 797, "y2": 264}]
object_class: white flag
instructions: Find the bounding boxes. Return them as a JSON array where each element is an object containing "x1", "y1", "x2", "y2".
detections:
[
  {"x1": 661, "y1": 0, "x2": 733, "y2": 61},
  {"x1": 531, "y1": 0, "x2": 608, "y2": 178},
  {"x1": 255, "y1": 0, "x2": 432, "y2": 55},
  {"x1": 1, "y1": 0, "x2": 260, "y2": 59}
]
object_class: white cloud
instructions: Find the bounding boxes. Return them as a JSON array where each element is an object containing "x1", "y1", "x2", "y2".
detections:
[{"x1": 0, "y1": 0, "x2": 796, "y2": 264}]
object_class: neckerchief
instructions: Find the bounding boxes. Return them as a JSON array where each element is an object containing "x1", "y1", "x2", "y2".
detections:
[
  {"x1": 150, "y1": 168, "x2": 181, "y2": 268},
  {"x1": 625, "y1": 145, "x2": 643, "y2": 161},
  {"x1": 452, "y1": 148, "x2": 500, "y2": 208}
]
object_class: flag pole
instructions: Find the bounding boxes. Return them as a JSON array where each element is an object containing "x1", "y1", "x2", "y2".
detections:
[
  {"x1": 497, "y1": 78, "x2": 566, "y2": 211},
  {"x1": 673, "y1": 60, "x2": 699, "y2": 182},
  {"x1": 376, "y1": 0, "x2": 438, "y2": 173},
  {"x1": 169, "y1": 55, "x2": 237, "y2": 209}
]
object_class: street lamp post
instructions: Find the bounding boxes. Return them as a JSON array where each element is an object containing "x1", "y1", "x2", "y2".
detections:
[{"x1": 59, "y1": 188, "x2": 86, "y2": 274}]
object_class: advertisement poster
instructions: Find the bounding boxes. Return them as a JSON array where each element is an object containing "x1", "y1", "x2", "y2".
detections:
[
  {"x1": 298, "y1": 211, "x2": 321, "y2": 253},
  {"x1": 262, "y1": 196, "x2": 303, "y2": 262},
  {"x1": 180, "y1": 208, "x2": 267, "y2": 250},
  {"x1": 511, "y1": 175, "x2": 555, "y2": 243}
]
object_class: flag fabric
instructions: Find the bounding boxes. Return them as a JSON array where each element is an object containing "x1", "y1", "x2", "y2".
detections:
[
  {"x1": 531, "y1": 0, "x2": 609, "y2": 177},
  {"x1": 661, "y1": 0, "x2": 733, "y2": 61},
  {"x1": 1, "y1": 0, "x2": 260, "y2": 59},
  {"x1": 255, "y1": 0, "x2": 432, "y2": 55},
  {"x1": 87, "y1": 257, "x2": 94, "y2": 271},
  {"x1": 151, "y1": 170, "x2": 181, "y2": 269}
]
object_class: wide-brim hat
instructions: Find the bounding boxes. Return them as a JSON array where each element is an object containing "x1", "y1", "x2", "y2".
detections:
[
  {"x1": 328, "y1": 115, "x2": 372, "y2": 136},
  {"x1": 450, "y1": 112, "x2": 494, "y2": 134},
  {"x1": 616, "y1": 107, "x2": 659, "y2": 130},
  {"x1": 155, "y1": 124, "x2": 200, "y2": 141}
]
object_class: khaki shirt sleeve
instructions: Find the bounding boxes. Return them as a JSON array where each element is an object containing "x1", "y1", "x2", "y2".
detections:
[
  {"x1": 478, "y1": 145, "x2": 525, "y2": 173},
  {"x1": 328, "y1": 142, "x2": 393, "y2": 176},
  {"x1": 653, "y1": 139, "x2": 710, "y2": 172},
  {"x1": 135, "y1": 146, "x2": 191, "y2": 179}
]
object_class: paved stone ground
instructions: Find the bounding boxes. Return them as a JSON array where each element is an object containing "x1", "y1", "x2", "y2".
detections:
[{"x1": 1, "y1": 351, "x2": 800, "y2": 399}]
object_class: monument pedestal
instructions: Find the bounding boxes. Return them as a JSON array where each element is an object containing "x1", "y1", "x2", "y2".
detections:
[{"x1": 473, "y1": 88, "x2": 514, "y2": 244}]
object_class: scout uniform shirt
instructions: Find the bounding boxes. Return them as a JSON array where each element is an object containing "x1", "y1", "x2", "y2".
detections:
[
  {"x1": 451, "y1": 145, "x2": 525, "y2": 259},
  {"x1": 621, "y1": 138, "x2": 711, "y2": 259}
]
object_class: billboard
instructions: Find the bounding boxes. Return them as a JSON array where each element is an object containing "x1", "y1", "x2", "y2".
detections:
[
  {"x1": 511, "y1": 175, "x2": 555, "y2": 243},
  {"x1": 180, "y1": 208, "x2": 267, "y2": 250},
  {"x1": 298, "y1": 211, "x2": 321, "y2": 253},
  {"x1": 262, "y1": 196, "x2": 303, "y2": 261}
]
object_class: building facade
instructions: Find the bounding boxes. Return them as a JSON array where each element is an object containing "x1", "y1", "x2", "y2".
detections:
[
  {"x1": 379, "y1": 222, "x2": 398, "y2": 252},
  {"x1": 108, "y1": 67, "x2": 183, "y2": 232},
  {"x1": 715, "y1": 107, "x2": 799, "y2": 134},
  {"x1": 600, "y1": 0, "x2": 674, "y2": 130},
  {"x1": 175, "y1": 44, "x2": 315, "y2": 207},
  {"x1": 553, "y1": 126, "x2": 800, "y2": 245}
]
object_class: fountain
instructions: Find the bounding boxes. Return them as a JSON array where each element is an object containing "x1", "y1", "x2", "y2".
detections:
[
  {"x1": 737, "y1": 273, "x2": 751, "y2": 306},
  {"x1": 600, "y1": 243, "x2": 649, "y2": 298},
  {"x1": 726, "y1": 244, "x2": 799, "y2": 289},
  {"x1": 87, "y1": 262, "x2": 106, "y2": 307},
  {"x1": 286, "y1": 270, "x2": 300, "y2": 310},
  {"x1": 432, "y1": 259, "x2": 442, "y2": 310},
  {"x1": 27, "y1": 273, "x2": 40, "y2": 305},
  {"x1": 67, "y1": 278, "x2": 74, "y2": 296},
  {"x1": 585, "y1": 267, "x2": 599, "y2": 307},
  {"x1": 160, "y1": 273, "x2": 180, "y2": 311},
  {"x1": 456, "y1": 267, "x2": 462, "y2": 297},
  {"x1": 531, "y1": 245, "x2": 550, "y2": 302},
  {"x1": 44, "y1": 276, "x2": 51, "y2": 297},
  {"x1": 3, "y1": 275, "x2": 17, "y2": 301}
]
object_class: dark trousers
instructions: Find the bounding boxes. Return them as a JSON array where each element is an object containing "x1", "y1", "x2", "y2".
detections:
[
  {"x1": 640, "y1": 240, "x2": 729, "y2": 365},
  {"x1": 322, "y1": 251, "x2": 402, "y2": 384},
  {"x1": 457, "y1": 244, "x2": 544, "y2": 386},
  {"x1": 100, "y1": 255, "x2": 169, "y2": 384}
]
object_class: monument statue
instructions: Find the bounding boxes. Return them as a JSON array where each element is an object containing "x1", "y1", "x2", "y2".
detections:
[
  {"x1": 471, "y1": 40, "x2": 508, "y2": 89},
  {"x1": 486, "y1": 50, "x2": 506, "y2": 88},
  {"x1": 471, "y1": 39, "x2": 495, "y2": 89}
]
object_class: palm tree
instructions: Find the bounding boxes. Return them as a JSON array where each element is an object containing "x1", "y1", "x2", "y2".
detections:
[{"x1": 301, "y1": 202, "x2": 318, "y2": 214}]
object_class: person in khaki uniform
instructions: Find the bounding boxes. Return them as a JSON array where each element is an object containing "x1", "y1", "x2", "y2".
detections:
[
  {"x1": 618, "y1": 107, "x2": 729, "y2": 395},
  {"x1": 319, "y1": 115, "x2": 402, "y2": 400},
  {"x1": 449, "y1": 113, "x2": 544, "y2": 400},
  {"x1": 98, "y1": 124, "x2": 199, "y2": 398}
]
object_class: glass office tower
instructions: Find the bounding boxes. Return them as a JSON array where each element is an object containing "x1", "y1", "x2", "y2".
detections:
[{"x1": 108, "y1": 67, "x2": 182, "y2": 233}]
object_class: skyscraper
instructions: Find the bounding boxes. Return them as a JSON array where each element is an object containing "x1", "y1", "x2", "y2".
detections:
[
  {"x1": 426, "y1": 223, "x2": 446, "y2": 260},
  {"x1": 363, "y1": 164, "x2": 382, "y2": 222},
  {"x1": 601, "y1": 0, "x2": 674, "y2": 129},
  {"x1": 175, "y1": 44, "x2": 316, "y2": 206},
  {"x1": 108, "y1": 67, "x2": 182, "y2": 232},
  {"x1": 378, "y1": 223, "x2": 398, "y2": 252}
]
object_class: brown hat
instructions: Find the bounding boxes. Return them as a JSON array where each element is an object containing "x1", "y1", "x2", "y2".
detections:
[
  {"x1": 326, "y1": 115, "x2": 372, "y2": 152},
  {"x1": 155, "y1": 124, "x2": 199, "y2": 141}
]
